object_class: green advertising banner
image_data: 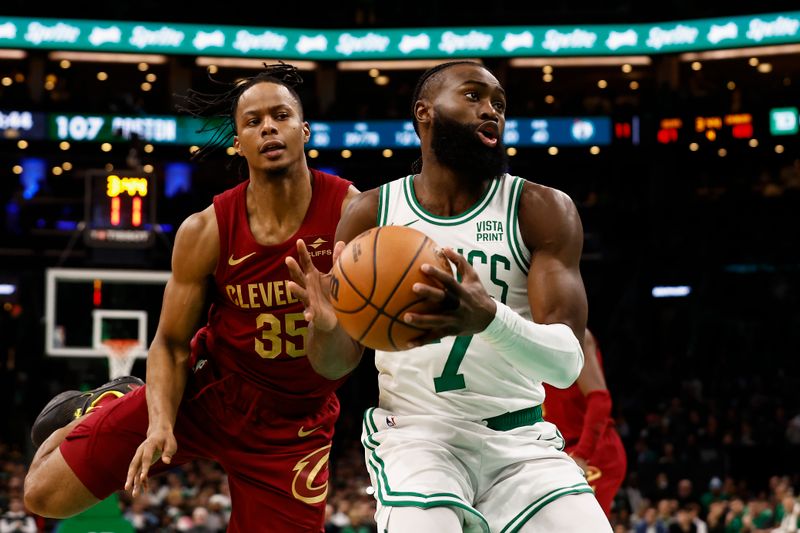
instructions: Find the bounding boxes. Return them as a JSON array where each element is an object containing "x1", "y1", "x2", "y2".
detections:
[{"x1": 0, "y1": 12, "x2": 798, "y2": 58}]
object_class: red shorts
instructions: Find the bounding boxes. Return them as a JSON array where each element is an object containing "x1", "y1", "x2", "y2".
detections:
[
  {"x1": 60, "y1": 359, "x2": 339, "y2": 533},
  {"x1": 567, "y1": 429, "x2": 627, "y2": 517}
]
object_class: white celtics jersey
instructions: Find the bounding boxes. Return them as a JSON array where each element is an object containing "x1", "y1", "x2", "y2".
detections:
[{"x1": 376, "y1": 173, "x2": 543, "y2": 421}]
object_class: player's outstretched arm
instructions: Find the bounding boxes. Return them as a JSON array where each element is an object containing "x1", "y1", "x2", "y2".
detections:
[
  {"x1": 476, "y1": 183, "x2": 588, "y2": 388},
  {"x1": 285, "y1": 187, "x2": 376, "y2": 379},
  {"x1": 125, "y1": 206, "x2": 218, "y2": 496}
]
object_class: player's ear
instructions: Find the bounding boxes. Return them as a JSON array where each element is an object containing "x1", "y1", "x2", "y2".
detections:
[
  {"x1": 414, "y1": 99, "x2": 432, "y2": 129},
  {"x1": 233, "y1": 136, "x2": 242, "y2": 156},
  {"x1": 302, "y1": 121, "x2": 311, "y2": 144}
]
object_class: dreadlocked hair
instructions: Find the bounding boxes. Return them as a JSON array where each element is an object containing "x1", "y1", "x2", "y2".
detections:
[
  {"x1": 175, "y1": 62, "x2": 304, "y2": 160},
  {"x1": 409, "y1": 60, "x2": 485, "y2": 174}
]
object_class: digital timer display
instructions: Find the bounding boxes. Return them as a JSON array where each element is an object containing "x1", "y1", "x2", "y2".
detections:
[{"x1": 84, "y1": 170, "x2": 156, "y2": 248}]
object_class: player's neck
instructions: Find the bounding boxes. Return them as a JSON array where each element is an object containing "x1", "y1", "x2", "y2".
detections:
[
  {"x1": 416, "y1": 161, "x2": 491, "y2": 218},
  {"x1": 246, "y1": 167, "x2": 312, "y2": 244}
]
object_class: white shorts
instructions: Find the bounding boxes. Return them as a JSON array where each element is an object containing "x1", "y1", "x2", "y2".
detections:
[{"x1": 361, "y1": 407, "x2": 593, "y2": 533}]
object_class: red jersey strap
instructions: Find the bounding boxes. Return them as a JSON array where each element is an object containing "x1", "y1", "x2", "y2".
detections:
[
  {"x1": 572, "y1": 389, "x2": 612, "y2": 460},
  {"x1": 309, "y1": 168, "x2": 352, "y2": 224},
  {"x1": 212, "y1": 180, "x2": 248, "y2": 280}
]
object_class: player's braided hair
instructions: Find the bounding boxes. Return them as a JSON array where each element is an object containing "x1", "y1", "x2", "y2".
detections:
[
  {"x1": 409, "y1": 60, "x2": 485, "y2": 174},
  {"x1": 176, "y1": 62, "x2": 304, "y2": 160}
]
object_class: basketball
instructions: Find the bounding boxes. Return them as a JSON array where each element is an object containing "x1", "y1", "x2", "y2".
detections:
[{"x1": 329, "y1": 226, "x2": 452, "y2": 351}]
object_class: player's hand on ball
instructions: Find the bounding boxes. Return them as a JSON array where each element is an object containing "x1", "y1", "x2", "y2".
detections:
[
  {"x1": 286, "y1": 239, "x2": 344, "y2": 332},
  {"x1": 403, "y1": 247, "x2": 497, "y2": 346}
]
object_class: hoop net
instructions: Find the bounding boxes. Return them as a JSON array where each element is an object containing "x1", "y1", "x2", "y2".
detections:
[{"x1": 101, "y1": 339, "x2": 142, "y2": 380}]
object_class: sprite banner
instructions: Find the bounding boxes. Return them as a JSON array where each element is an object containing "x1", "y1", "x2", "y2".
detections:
[{"x1": 0, "y1": 12, "x2": 798, "y2": 58}]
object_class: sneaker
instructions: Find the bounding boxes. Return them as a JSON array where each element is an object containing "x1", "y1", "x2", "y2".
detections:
[{"x1": 31, "y1": 376, "x2": 144, "y2": 449}]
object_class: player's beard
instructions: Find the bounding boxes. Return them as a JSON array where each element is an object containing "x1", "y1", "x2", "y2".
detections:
[{"x1": 430, "y1": 113, "x2": 507, "y2": 183}]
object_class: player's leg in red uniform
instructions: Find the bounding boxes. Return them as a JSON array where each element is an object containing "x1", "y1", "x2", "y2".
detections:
[
  {"x1": 585, "y1": 430, "x2": 627, "y2": 517},
  {"x1": 24, "y1": 378, "x2": 217, "y2": 517},
  {"x1": 212, "y1": 377, "x2": 341, "y2": 533}
]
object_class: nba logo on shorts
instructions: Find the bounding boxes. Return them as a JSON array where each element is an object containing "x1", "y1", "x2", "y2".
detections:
[{"x1": 386, "y1": 416, "x2": 398, "y2": 427}]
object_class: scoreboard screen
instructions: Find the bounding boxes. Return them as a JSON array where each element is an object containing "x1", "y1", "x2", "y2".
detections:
[{"x1": 84, "y1": 170, "x2": 156, "y2": 248}]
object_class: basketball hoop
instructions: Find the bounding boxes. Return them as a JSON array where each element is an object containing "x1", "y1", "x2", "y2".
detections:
[{"x1": 102, "y1": 339, "x2": 143, "y2": 380}]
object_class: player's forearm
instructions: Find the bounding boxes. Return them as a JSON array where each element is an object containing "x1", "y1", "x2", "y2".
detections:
[
  {"x1": 478, "y1": 301, "x2": 584, "y2": 388},
  {"x1": 144, "y1": 340, "x2": 189, "y2": 430},
  {"x1": 572, "y1": 389, "x2": 612, "y2": 459},
  {"x1": 307, "y1": 323, "x2": 363, "y2": 380}
]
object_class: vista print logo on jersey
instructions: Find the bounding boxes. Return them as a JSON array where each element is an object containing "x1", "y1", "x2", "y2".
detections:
[{"x1": 476, "y1": 220, "x2": 504, "y2": 242}]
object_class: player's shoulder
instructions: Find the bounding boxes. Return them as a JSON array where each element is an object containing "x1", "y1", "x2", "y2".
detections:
[
  {"x1": 344, "y1": 187, "x2": 380, "y2": 216},
  {"x1": 517, "y1": 178, "x2": 576, "y2": 213},
  {"x1": 515, "y1": 178, "x2": 581, "y2": 248},
  {"x1": 176, "y1": 205, "x2": 219, "y2": 243},
  {"x1": 172, "y1": 205, "x2": 220, "y2": 277}
]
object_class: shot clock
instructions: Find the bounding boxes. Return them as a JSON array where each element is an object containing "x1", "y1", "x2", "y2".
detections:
[{"x1": 84, "y1": 169, "x2": 156, "y2": 248}]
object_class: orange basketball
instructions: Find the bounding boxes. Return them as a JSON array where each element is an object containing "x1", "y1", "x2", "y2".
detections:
[{"x1": 329, "y1": 226, "x2": 452, "y2": 351}]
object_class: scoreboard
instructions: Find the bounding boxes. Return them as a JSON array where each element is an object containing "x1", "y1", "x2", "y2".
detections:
[
  {"x1": 656, "y1": 113, "x2": 755, "y2": 144},
  {"x1": 84, "y1": 170, "x2": 156, "y2": 248}
]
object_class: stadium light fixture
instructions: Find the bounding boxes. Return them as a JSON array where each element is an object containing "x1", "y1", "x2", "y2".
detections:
[
  {"x1": 48, "y1": 51, "x2": 168, "y2": 64},
  {"x1": 680, "y1": 43, "x2": 800, "y2": 62},
  {"x1": 0, "y1": 49, "x2": 27, "y2": 59},
  {"x1": 0, "y1": 284, "x2": 17, "y2": 296},
  {"x1": 652, "y1": 286, "x2": 692, "y2": 298},
  {"x1": 337, "y1": 59, "x2": 482, "y2": 71},
  {"x1": 510, "y1": 56, "x2": 651, "y2": 67}
]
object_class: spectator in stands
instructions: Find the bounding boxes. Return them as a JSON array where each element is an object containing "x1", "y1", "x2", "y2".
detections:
[
  {"x1": 706, "y1": 501, "x2": 727, "y2": 533},
  {"x1": 635, "y1": 506, "x2": 668, "y2": 533},
  {"x1": 123, "y1": 494, "x2": 159, "y2": 532},
  {"x1": 773, "y1": 495, "x2": 799, "y2": 533},
  {"x1": 725, "y1": 498, "x2": 746, "y2": 533},
  {"x1": 188, "y1": 506, "x2": 214, "y2": 533},
  {"x1": 668, "y1": 506, "x2": 697, "y2": 533},
  {"x1": 0, "y1": 497, "x2": 36, "y2": 533},
  {"x1": 700, "y1": 477, "x2": 728, "y2": 514},
  {"x1": 686, "y1": 503, "x2": 707, "y2": 533},
  {"x1": 676, "y1": 479, "x2": 699, "y2": 509},
  {"x1": 744, "y1": 498, "x2": 775, "y2": 531}
]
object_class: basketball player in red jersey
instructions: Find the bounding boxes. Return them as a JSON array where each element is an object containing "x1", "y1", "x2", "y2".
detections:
[
  {"x1": 24, "y1": 64, "x2": 359, "y2": 532},
  {"x1": 543, "y1": 329, "x2": 627, "y2": 517}
]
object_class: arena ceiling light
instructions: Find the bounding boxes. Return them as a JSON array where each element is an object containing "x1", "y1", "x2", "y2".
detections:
[
  {"x1": 679, "y1": 43, "x2": 800, "y2": 62},
  {"x1": 337, "y1": 59, "x2": 483, "y2": 71},
  {"x1": 48, "y1": 51, "x2": 168, "y2": 64},
  {"x1": 195, "y1": 57, "x2": 317, "y2": 70},
  {"x1": 0, "y1": 49, "x2": 27, "y2": 59},
  {"x1": 510, "y1": 56, "x2": 651, "y2": 67}
]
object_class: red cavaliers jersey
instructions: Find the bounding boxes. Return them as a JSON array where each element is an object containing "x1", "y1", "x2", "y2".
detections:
[
  {"x1": 543, "y1": 348, "x2": 613, "y2": 447},
  {"x1": 196, "y1": 169, "x2": 351, "y2": 411}
]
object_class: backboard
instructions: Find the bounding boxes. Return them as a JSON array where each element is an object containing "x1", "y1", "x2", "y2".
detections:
[{"x1": 45, "y1": 268, "x2": 170, "y2": 359}]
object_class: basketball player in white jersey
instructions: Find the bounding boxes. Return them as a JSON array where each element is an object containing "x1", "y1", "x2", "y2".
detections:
[{"x1": 287, "y1": 61, "x2": 611, "y2": 532}]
